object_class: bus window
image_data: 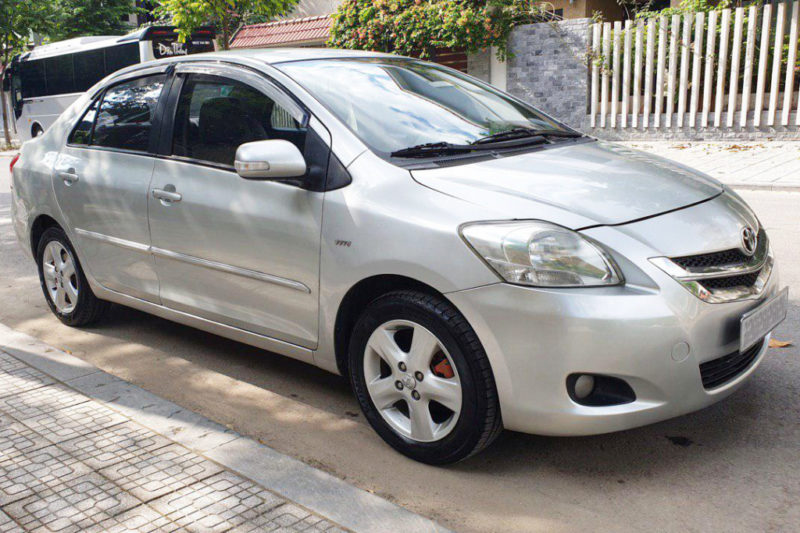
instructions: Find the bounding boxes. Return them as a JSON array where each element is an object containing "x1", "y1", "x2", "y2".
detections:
[
  {"x1": 74, "y1": 49, "x2": 105, "y2": 92},
  {"x1": 20, "y1": 60, "x2": 46, "y2": 98},
  {"x1": 105, "y1": 44, "x2": 140, "y2": 77},
  {"x1": 44, "y1": 55, "x2": 75, "y2": 95}
]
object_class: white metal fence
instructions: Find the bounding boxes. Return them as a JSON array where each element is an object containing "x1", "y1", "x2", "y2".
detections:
[{"x1": 589, "y1": 2, "x2": 800, "y2": 130}]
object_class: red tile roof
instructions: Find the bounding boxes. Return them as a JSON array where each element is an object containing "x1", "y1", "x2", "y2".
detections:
[{"x1": 231, "y1": 15, "x2": 332, "y2": 49}]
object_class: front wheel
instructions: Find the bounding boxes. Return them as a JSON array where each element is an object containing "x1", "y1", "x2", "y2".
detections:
[
  {"x1": 36, "y1": 227, "x2": 108, "y2": 326},
  {"x1": 348, "y1": 291, "x2": 502, "y2": 464}
]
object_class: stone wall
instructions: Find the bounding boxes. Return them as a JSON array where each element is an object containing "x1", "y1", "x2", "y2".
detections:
[
  {"x1": 467, "y1": 49, "x2": 491, "y2": 83},
  {"x1": 505, "y1": 19, "x2": 591, "y2": 131},
  {"x1": 480, "y1": 18, "x2": 800, "y2": 141}
]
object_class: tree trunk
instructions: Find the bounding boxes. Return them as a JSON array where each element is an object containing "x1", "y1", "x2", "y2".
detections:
[
  {"x1": 1, "y1": 95, "x2": 10, "y2": 150},
  {"x1": 221, "y1": 25, "x2": 231, "y2": 50},
  {"x1": 1, "y1": 54, "x2": 11, "y2": 149}
]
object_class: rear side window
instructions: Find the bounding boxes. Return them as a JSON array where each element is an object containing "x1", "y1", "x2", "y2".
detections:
[
  {"x1": 68, "y1": 100, "x2": 99, "y2": 145},
  {"x1": 171, "y1": 76, "x2": 306, "y2": 167},
  {"x1": 92, "y1": 75, "x2": 166, "y2": 152}
]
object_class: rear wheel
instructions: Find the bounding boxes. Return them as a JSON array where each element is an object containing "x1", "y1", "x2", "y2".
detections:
[
  {"x1": 31, "y1": 124, "x2": 44, "y2": 137},
  {"x1": 348, "y1": 290, "x2": 502, "y2": 464},
  {"x1": 36, "y1": 227, "x2": 108, "y2": 326}
]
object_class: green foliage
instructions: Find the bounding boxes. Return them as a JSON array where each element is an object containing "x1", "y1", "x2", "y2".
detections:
[
  {"x1": 155, "y1": 0, "x2": 301, "y2": 49},
  {"x1": 0, "y1": 0, "x2": 53, "y2": 62},
  {"x1": 634, "y1": 0, "x2": 731, "y2": 19},
  {"x1": 49, "y1": 0, "x2": 137, "y2": 41},
  {"x1": 328, "y1": 0, "x2": 552, "y2": 61}
]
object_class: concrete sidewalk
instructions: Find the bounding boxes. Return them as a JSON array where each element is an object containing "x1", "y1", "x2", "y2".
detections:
[
  {"x1": 621, "y1": 141, "x2": 800, "y2": 191},
  {"x1": 0, "y1": 323, "x2": 445, "y2": 533}
]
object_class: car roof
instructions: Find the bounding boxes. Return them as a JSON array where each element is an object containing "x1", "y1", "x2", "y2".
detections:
[
  {"x1": 101, "y1": 48, "x2": 412, "y2": 91},
  {"x1": 177, "y1": 48, "x2": 401, "y2": 65}
]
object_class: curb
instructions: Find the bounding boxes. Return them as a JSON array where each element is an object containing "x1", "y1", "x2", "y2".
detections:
[{"x1": 0, "y1": 322, "x2": 449, "y2": 533}]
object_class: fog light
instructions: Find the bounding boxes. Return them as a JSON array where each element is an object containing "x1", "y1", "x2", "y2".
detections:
[
  {"x1": 567, "y1": 373, "x2": 636, "y2": 406},
  {"x1": 573, "y1": 374, "x2": 595, "y2": 399}
]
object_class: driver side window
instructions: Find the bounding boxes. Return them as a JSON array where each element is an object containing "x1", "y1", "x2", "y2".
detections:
[{"x1": 172, "y1": 75, "x2": 307, "y2": 167}]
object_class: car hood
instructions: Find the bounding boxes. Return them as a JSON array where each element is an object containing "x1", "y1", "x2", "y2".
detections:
[{"x1": 410, "y1": 140, "x2": 723, "y2": 229}]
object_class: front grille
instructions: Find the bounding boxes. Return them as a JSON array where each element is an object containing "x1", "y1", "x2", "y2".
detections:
[
  {"x1": 673, "y1": 248, "x2": 750, "y2": 269},
  {"x1": 699, "y1": 339, "x2": 764, "y2": 389},
  {"x1": 701, "y1": 271, "x2": 761, "y2": 290},
  {"x1": 672, "y1": 229, "x2": 766, "y2": 270}
]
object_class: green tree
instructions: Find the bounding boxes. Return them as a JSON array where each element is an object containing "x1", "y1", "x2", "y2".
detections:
[
  {"x1": 1, "y1": 0, "x2": 53, "y2": 147},
  {"x1": 49, "y1": 0, "x2": 138, "y2": 41},
  {"x1": 155, "y1": 0, "x2": 301, "y2": 50}
]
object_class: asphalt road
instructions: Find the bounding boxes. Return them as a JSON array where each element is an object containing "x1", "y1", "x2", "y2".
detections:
[{"x1": 1, "y1": 154, "x2": 799, "y2": 532}]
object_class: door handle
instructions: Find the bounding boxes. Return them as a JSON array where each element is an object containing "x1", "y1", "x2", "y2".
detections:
[
  {"x1": 59, "y1": 170, "x2": 79, "y2": 185},
  {"x1": 152, "y1": 187, "x2": 182, "y2": 204}
]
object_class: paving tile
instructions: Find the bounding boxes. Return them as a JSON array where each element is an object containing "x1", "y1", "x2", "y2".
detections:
[
  {"x1": 228, "y1": 502, "x2": 314, "y2": 533},
  {"x1": 0, "y1": 383, "x2": 89, "y2": 422},
  {"x1": 82, "y1": 505, "x2": 185, "y2": 533},
  {"x1": 75, "y1": 379, "x2": 240, "y2": 452},
  {"x1": 0, "y1": 445, "x2": 91, "y2": 505},
  {"x1": 0, "y1": 352, "x2": 55, "y2": 400},
  {"x1": 0, "y1": 509, "x2": 22, "y2": 533},
  {"x1": 3, "y1": 473, "x2": 141, "y2": 533},
  {"x1": 149, "y1": 471, "x2": 287, "y2": 532},
  {"x1": 0, "y1": 352, "x2": 26, "y2": 373},
  {"x1": 99, "y1": 443, "x2": 223, "y2": 502},
  {"x1": 57, "y1": 420, "x2": 172, "y2": 470},
  {"x1": 15, "y1": 397, "x2": 126, "y2": 444},
  {"x1": 0, "y1": 412, "x2": 52, "y2": 462}
]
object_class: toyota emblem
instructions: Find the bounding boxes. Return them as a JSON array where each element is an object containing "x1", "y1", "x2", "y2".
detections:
[{"x1": 741, "y1": 226, "x2": 758, "y2": 256}]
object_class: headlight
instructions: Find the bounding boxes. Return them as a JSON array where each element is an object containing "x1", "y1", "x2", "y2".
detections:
[{"x1": 460, "y1": 221, "x2": 623, "y2": 287}]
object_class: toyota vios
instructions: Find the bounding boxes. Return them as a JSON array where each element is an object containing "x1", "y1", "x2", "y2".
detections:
[{"x1": 10, "y1": 49, "x2": 788, "y2": 464}]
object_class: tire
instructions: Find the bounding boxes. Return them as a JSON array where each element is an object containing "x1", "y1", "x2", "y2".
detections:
[
  {"x1": 32, "y1": 124, "x2": 44, "y2": 138},
  {"x1": 36, "y1": 226, "x2": 108, "y2": 327},
  {"x1": 348, "y1": 290, "x2": 502, "y2": 464}
]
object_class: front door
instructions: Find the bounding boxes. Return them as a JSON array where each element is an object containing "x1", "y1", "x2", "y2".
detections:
[
  {"x1": 147, "y1": 67, "x2": 326, "y2": 348},
  {"x1": 53, "y1": 73, "x2": 167, "y2": 303}
]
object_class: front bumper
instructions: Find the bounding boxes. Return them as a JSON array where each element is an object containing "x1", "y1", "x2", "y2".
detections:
[{"x1": 447, "y1": 254, "x2": 782, "y2": 436}]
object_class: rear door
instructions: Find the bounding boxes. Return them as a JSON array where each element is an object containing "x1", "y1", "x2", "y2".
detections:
[
  {"x1": 53, "y1": 70, "x2": 168, "y2": 303},
  {"x1": 147, "y1": 64, "x2": 328, "y2": 348}
]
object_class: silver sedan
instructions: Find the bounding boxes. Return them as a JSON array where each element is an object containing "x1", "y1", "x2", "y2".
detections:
[{"x1": 9, "y1": 49, "x2": 788, "y2": 464}]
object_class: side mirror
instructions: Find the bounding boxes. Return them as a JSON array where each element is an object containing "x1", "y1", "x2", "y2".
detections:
[{"x1": 234, "y1": 139, "x2": 307, "y2": 180}]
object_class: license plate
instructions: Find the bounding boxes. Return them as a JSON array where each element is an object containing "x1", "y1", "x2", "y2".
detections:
[{"x1": 740, "y1": 287, "x2": 789, "y2": 352}]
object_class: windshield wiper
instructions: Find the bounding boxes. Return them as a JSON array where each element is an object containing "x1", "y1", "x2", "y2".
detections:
[
  {"x1": 472, "y1": 127, "x2": 583, "y2": 145},
  {"x1": 390, "y1": 142, "x2": 476, "y2": 158},
  {"x1": 533, "y1": 129, "x2": 585, "y2": 138},
  {"x1": 390, "y1": 133, "x2": 552, "y2": 159}
]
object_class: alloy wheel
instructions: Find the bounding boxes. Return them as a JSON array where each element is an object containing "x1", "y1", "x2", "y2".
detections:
[
  {"x1": 42, "y1": 241, "x2": 79, "y2": 314},
  {"x1": 363, "y1": 319, "x2": 462, "y2": 442}
]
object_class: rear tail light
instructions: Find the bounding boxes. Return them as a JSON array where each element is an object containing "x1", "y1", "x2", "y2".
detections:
[{"x1": 9, "y1": 153, "x2": 20, "y2": 174}]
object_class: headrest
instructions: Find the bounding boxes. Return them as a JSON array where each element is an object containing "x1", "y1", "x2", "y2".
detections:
[{"x1": 198, "y1": 97, "x2": 250, "y2": 146}]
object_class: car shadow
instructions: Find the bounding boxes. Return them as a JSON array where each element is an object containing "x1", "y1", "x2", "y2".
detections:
[{"x1": 86, "y1": 300, "x2": 800, "y2": 483}]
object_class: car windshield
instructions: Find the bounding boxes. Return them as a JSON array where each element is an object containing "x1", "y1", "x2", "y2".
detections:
[{"x1": 278, "y1": 58, "x2": 573, "y2": 156}]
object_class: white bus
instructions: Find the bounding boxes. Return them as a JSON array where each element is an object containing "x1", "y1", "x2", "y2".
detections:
[{"x1": 2, "y1": 26, "x2": 215, "y2": 141}]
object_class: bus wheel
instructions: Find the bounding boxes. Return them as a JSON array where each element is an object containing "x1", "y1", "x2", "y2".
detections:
[{"x1": 32, "y1": 124, "x2": 44, "y2": 137}]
